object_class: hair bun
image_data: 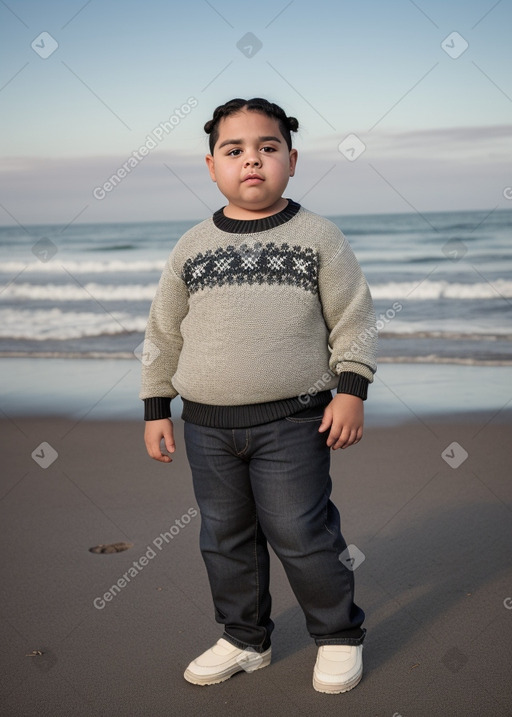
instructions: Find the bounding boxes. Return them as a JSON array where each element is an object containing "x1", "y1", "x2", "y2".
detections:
[{"x1": 287, "y1": 116, "x2": 299, "y2": 132}]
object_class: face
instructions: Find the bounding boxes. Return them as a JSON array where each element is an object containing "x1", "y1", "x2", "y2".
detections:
[{"x1": 205, "y1": 109, "x2": 298, "y2": 219}]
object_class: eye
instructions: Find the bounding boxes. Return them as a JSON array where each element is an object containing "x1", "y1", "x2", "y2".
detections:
[
  {"x1": 227, "y1": 148, "x2": 242, "y2": 156},
  {"x1": 261, "y1": 146, "x2": 277, "y2": 152}
]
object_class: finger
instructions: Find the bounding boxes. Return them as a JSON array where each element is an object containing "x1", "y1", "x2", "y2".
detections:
[
  {"x1": 333, "y1": 427, "x2": 355, "y2": 450},
  {"x1": 347, "y1": 427, "x2": 363, "y2": 447},
  {"x1": 339, "y1": 428, "x2": 361, "y2": 450},
  {"x1": 164, "y1": 436, "x2": 176, "y2": 454},
  {"x1": 163, "y1": 421, "x2": 176, "y2": 453},
  {"x1": 326, "y1": 422, "x2": 343, "y2": 448},
  {"x1": 161, "y1": 436, "x2": 175, "y2": 458},
  {"x1": 146, "y1": 437, "x2": 172, "y2": 463},
  {"x1": 154, "y1": 435, "x2": 174, "y2": 462},
  {"x1": 154, "y1": 444, "x2": 172, "y2": 462},
  {"x1": 318, "y1": 407, "x2": 332, "y2": 434}
]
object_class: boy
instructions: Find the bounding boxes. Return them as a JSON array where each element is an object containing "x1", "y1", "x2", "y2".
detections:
[{"x1": 141, "y1": 98, "x2": 377, "y2": 694}]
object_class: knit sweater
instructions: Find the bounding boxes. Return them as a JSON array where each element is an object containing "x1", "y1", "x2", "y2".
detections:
[{"x1": 140, "y1": 200, "x2": 377, "y2": 427}]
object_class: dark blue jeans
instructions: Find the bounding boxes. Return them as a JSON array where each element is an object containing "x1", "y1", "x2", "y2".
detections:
[{"x1": 183, "y1": 408, "x2": 365, "y2": 652}]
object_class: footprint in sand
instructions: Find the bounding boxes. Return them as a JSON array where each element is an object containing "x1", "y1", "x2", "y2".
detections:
[{"x1": 89, "y1": 542, "x2": 133, "y2": 554}]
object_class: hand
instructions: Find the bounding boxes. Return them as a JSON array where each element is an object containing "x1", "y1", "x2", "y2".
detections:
[
  {"x1": 318, "y1": 394, "x2": 364, "y2": 450},
  {"x1": 144, "y1": 418, "x2": 176, "y2": 463}
]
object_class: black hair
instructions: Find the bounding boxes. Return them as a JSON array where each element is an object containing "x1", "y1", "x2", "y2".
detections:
[{"x1": 204, "y1": 97, "x2": 299, "y2": 154}]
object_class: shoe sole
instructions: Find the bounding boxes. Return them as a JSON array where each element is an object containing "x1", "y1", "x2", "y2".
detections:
[
  {"x1": 184, "y1": 649, "x2": 272, "y2": 686},
  {"x1": 313, "y1": 665, "x2": 363, "y2": 694}
]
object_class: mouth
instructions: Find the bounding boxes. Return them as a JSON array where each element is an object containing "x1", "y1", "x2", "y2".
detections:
[{"x1": 243, "y1": 174, "x2": 264, "y2": 183}]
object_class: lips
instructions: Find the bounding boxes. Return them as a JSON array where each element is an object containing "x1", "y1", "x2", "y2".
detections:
[{"x1": 243, "y1": 174, "x2": 264, "y2": 182}]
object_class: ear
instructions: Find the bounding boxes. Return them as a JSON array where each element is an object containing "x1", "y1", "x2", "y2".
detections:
[
  {"x1": 289, "y1": 149, "x2": 298, "y2": 177},
  {"x1": 205, "y1": 154, "x2": 216, "y2": 182}
]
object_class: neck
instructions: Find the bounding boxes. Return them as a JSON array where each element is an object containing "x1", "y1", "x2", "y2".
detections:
[{"x1": 222, "y1": 197, "x2": 288, "y2": 220}]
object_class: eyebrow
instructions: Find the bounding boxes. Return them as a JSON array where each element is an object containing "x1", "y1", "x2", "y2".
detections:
[{"x1": 217, "y1": 135, "x2": 282, "y2": 149}]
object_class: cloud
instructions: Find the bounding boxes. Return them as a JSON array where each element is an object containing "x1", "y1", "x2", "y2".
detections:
[
  {"x1": 311, "y1": 124, "x2": 512, "y2": 161},
  {"x1": 0, "y1": 125, "x2": 510, "y2": 226}
]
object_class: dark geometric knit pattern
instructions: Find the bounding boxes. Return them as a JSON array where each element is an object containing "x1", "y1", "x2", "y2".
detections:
[{"x1": 182, "y1": 242, "x2": 318, "y2": 295}]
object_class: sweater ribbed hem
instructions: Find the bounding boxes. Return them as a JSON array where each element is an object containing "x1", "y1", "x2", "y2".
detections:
[
  {"x1": 337, "y1": 372, "x2": 369, "y2": 400},
  {"x1": 181, "y1": 391, "x2": 333, "y2": 429},
  {"x1": 212, "y1": 199, "x2": 300, "y2": 234},
  {"x1": 144, "y1": 374, "x2": 368, "y2": 422},
  {"x1": 144, "y1": 396, "x2": 172, "y2": 421}
]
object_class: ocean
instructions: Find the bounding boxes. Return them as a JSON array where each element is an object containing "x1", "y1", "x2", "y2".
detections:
[{"x1": 1, "y1": 208, "x2": 511, "y2": 365}]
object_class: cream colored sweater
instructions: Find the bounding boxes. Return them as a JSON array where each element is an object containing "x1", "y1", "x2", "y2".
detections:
[{"x1": 140, "y1": 201, "x2": 377, "y2": 415}]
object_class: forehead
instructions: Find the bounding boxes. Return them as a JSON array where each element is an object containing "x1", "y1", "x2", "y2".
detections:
[{"x1": 216, "y1": 109, "x2": 283, "y2": 140}]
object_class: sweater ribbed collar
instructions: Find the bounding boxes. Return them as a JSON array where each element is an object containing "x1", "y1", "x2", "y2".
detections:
[{"x1": 212, "y1": 199, "x2": 301, "y2": 234}]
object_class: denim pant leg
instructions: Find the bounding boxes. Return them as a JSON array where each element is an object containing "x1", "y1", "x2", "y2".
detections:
[
  {"x1": 183, "y1": 422, "x2": 274, "y2": 652},
  {"x1": 248, "y1": 413, "x2": 366, "y2": 646}
]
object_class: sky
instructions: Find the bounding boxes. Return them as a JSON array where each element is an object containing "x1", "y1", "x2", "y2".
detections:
[{"x1": 1, "y1": 0, "x2": 511, "y2": 226}]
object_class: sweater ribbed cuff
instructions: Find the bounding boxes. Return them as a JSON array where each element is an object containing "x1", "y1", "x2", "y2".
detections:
[
  {"x1": 337, "y1": 372, "x2": 369, "y2": 401},
  {"x1": 144, "y1": 397, "x2": 172, "y2": 421}
]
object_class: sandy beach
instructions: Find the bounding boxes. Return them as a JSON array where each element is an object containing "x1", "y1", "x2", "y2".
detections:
[{"x1": 1, "y1": 389, "x2": 511, "y2": 716}]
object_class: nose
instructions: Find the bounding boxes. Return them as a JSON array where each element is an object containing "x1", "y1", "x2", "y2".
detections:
[{"x1": 244, "y1": 156, "x2": 260, "y2": 167}]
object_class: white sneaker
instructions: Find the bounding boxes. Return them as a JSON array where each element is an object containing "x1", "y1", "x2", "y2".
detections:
[
  {"x1": 313, "y1": 644, "x2": 363, "y2": 694},
  {"x1": 184, "y1": 638, "x2": 272, "y2": 686}
]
